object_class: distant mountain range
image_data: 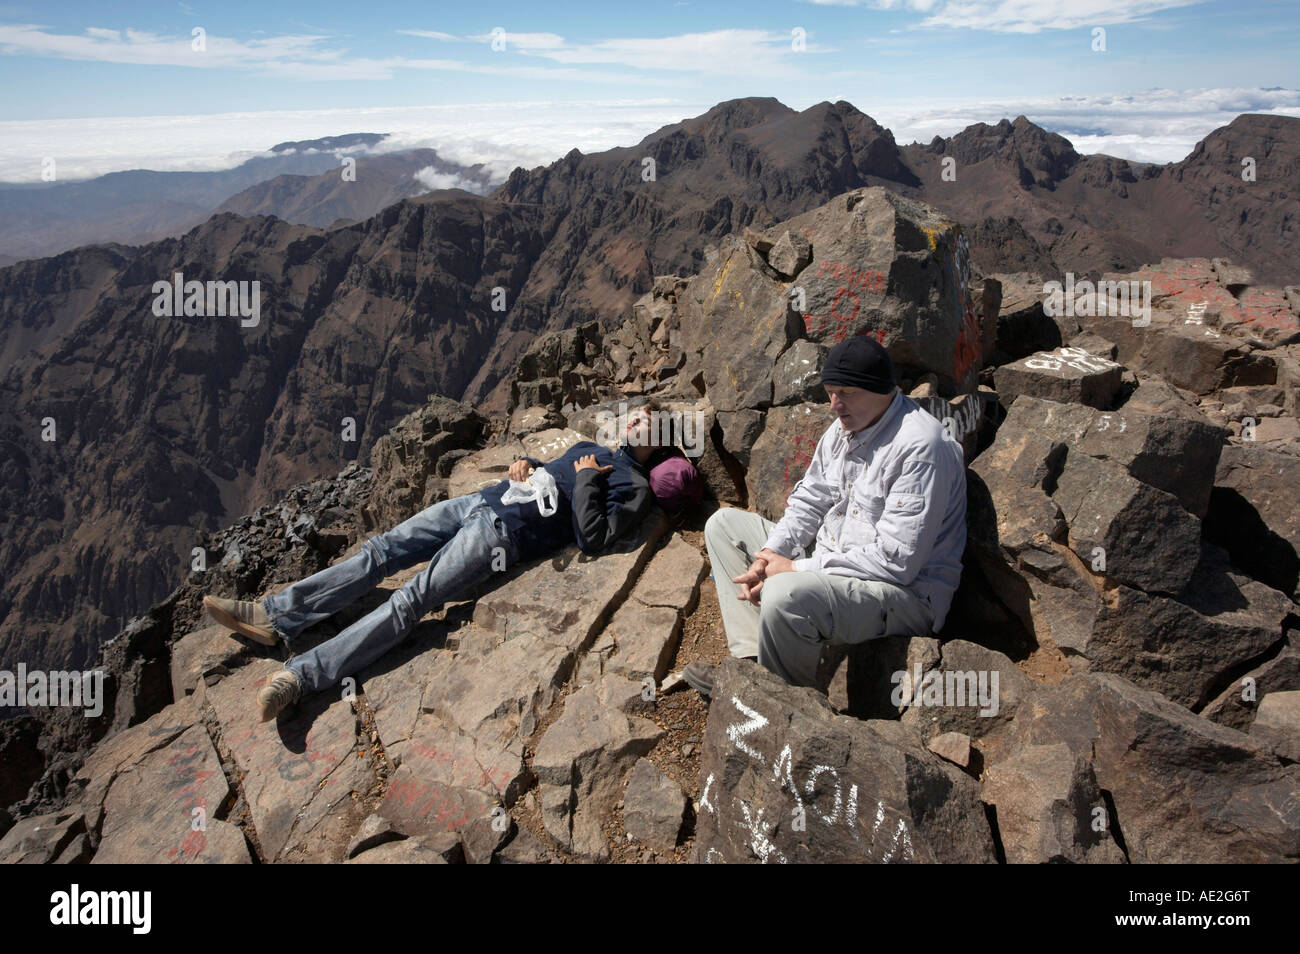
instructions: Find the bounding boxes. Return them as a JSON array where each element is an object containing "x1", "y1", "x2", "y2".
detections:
[
  {"x1": 0, "y1": 132, "x2": 497, "y2": 263},
  {"x1": 1, "y1": 96, "x2": 1297, "y2": 675}
]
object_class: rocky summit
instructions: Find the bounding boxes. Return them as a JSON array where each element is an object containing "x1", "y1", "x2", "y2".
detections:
[
  {"x1": 4, "y1": 99, "x2": 1300, "y2": 683},
  {"x1": 2, "y1": 174, "x2": 1297, "y2": 864}
]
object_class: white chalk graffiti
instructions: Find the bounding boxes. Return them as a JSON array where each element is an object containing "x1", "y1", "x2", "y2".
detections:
[
  {"x1": 717, "y1": 694, "x2": 915, "y2": 862},
  {"x1": 726, "y1": 695, "x2": 768, "y2": 764},
  {"x1": 738, "y1": 799, "x2": 788, "y2": 864},
  {"x1": 1023, "y1": 346, "x2": 1117, "y2": 374}
]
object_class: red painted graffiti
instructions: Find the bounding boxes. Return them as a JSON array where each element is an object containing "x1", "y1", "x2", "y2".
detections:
[
  {"x1": 782, "y1": 434, "x2": 818, "y2": 497},
  {"x1": 951, "y1": 303, "x2": 982, "y2": 382}
]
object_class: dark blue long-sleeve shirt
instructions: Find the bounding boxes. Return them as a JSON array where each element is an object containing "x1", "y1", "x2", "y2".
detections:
[{"x1": 477, "y1": 441, "x2": 656, "y2": 562}]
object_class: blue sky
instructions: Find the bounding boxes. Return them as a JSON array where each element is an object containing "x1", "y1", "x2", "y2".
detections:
[{"x1": 0, "y1": 0, "x2": 1297, "y2": 180}]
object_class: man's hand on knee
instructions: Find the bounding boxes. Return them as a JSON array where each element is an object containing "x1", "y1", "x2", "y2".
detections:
[
  {"x1": 732, "y1": 557, "x2": 769, "y2": 604},
  {"x1": 756, "y1": 548, "x2": 795, "y2": 576},
  {"x1": 732, "y1": 548, "x2": 797, "y2": 604}
]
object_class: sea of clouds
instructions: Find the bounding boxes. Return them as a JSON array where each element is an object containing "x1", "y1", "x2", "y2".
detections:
[{"x1": 0, "y1": 88, "x2": 1296, "y2": 185}]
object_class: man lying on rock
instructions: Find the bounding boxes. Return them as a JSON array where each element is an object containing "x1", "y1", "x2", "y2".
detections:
[
  {"x1": 685, "y1": 336, "x2": 967, "y2": 697},
  {"x1": 203, "y1": 400, "x2": 703, "y2": 721}
]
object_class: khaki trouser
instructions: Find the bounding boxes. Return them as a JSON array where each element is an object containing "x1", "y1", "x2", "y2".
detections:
[{"x1": 703, "y1": 508, "x2": 935, "y2": 688}]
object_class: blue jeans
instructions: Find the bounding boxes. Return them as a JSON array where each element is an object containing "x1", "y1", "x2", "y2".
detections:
[{"x1": 263, "y1": 492, "x2": 516, "y2": 695}]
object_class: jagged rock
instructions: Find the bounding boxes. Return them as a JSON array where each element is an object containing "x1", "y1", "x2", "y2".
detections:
[
  {"x1": 92, "y1": 725, "x2": 251, "y2": 863},
  {"x1": 986, "y1": 394, "x2": 1225, "y2": 518},
  {"x1": 169, "y1": 625, "x2": 250, "y2": 698},
  {"x1": 69, "y1": 695, "x2": 199, "y2": 835},
  {"x1": 1119, "y1": 370, "x2": 1207, "y2": 421},
  {"x1": 1206, "y1": 443, "x2": 1300, "y2": 599},
  {"x1": 772, "y1": 339, "x2": 828, "y2": 406},
  {"x1": 0, "y1": 808, "x2": 86, "y2": 864},
  {"x1": 1051, "y1": 453, "x2": 1201, "y2": 593},
  {"x1": 495, "y1": 827, "x2": 556, "y2": 864},
  {"x1": 768, "y1": 229, "x2": 812, "y2": 278},
  {"x1": 899, "y1": 640, "x2": 1040, "y2": 765},
  {"x1": 462, "y1": 810, "x2": 516, "y2": 864},
  {"x1": 346, "y1": 832, "x2": 460, "y2": 864},
  {"x1": 677, "y1": 237, "x2": 792, "y2": 414},
  {"x1": 622, "y1": 759, "x2": 687, "y2": 852},
  {"x1": 745, "y1": 403, "x2": 837, "y2": 521},
  {"x1": 203, "y1": 659, "x2": 361, "y2": 862},
  {"x1": 54, "y1": 832, "x2": 94, "y2": 864},
  {"x1": 780, "y1": 189, "x2": 985, "y2": 391},
  {"x1": 824, "y1": 634, "x2": 941, "y2": 720},
  {"x1": 1067, "y1": 331, "x2": 1118, "y2": 360},
  {"x1": 603, "y1": 535, "x2": 706, "y2": 684},
  {"x1": 345, "y1": 813, "x2": 405, "y2": 859},
  {"x1": 510, "y1": 323, "x2": 609, "y2": 413},
  {"x1": 990, "y1": 272, "x2": 1066, "y2": 360},
  {"x1": 473, "y1": 514, "x2": 667, "y2": 654},
  {"x1": 533, "y1": 682, "x2": 663, "y2": 861},
  {"x1": 927, "y1": 732, "x2": 972, "y2": 770},
  {"x1": 0, "y1": 716, "x2": 43, "y2": 811},
  {"x1": 981, "y1": 743, "x2": 1126, "y2": 863},
  {"x1": 365, "y1": 396, "x2": 489, "y2": 531},
  {"x1": 1045, "y1": 544, "x2": 1291, "y2": 710},
  {"x1": 1212, "y1": 258, "x2": 1254, "y2": 292},
  {"x1": 1084, "y1": 260, "x2": 1287, "y2": 393},
  {"x1": 998, "y1": 671, "x2": 1300, "y2": 863},
  {"x1": 378, "y1": 761, "x2": 495, "y2": 845},
  {"x1": 693, "y1": 657, "x2": 997, "y2": 863},
  {"x1": 1255, "y1": 416, "x2": 1300, "y2": 442},
  {"x1": 716, "y1": 409, "x2": 766, "y2": 468},
  {"x1": 993, "y1": 346, "x2": 1123, "y2": 410},
  {"x1": 420, "y1": 635, "x2": 570, "y2": 757},
  {"x1": 1201, "y1": 639, "x2": 1300, "y2": 732},
  {"x1": 604, "y1": 602, "x2": 682, "y2": 686},
  {"x1": 359, "y1": 621, "x2": 464, "y2": 751},
  {"x1": 509, "y1": 405, "x2": 564, "y2": 439},
  {"x1": 1251, "y1": 692, "x2": 1300, "y2": 763}
]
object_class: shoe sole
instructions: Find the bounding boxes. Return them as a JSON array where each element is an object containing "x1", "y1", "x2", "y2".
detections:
[
  {"x1": 682, "y1": 668, "x2": 714, "y2": 699},
  {"x1": 203, "y1": 596, "x2": 278, "y2": 646}
]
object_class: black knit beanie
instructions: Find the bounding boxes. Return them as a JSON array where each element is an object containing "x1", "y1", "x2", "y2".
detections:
[{"x1": 819, "y1": 336, "x2": 895, "y2": 394}]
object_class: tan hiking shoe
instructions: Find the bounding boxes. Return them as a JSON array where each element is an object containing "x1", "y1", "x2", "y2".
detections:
[
  {"x1": 203, "y1": 595, "x2": 278, "y2": 646},
  {"x1": 257, "y1": 669, "x2": 302, "y2": 722}
]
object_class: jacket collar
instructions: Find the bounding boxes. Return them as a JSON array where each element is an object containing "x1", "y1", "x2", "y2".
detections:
[{"x1": 837, "y1": 389, "x2": 902, "y2": 455}]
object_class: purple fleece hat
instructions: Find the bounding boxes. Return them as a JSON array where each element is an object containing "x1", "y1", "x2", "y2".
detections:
[{"x1": 649, "y1": 456, "x2": 704, "y2": 512}]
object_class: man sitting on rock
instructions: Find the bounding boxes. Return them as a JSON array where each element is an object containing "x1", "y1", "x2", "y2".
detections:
[
  {"x1": 204, "y1": 400, "x2": 703, "y2": 721},
  {"x1": 686, "y1": 336, "x2": 966, "y2": 695}
]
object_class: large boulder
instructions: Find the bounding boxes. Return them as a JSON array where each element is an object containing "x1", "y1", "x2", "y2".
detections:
[
  {"x1": 997, "y1": 672, "x2": 1300, "y2": 862},
  {"x1": 692, "y1": 658, "x2": 998, "y2": 863},
  {"x1": 533, "y1": 681, "x2": 663, "y2": 861},
  {"x1": 744, "y1": 403, "x2": 837, "y2": 522},
  {"x1": 1205, "y1": 443, "x2": 1300, "y2": 598},
  {"x1": 993, "y1": 346, "x2": 1124, "y2": 410}
]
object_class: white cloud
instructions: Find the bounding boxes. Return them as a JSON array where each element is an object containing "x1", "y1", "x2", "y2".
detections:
[
  {"x1": 875, "y1": 86, "x2": 1300, "y2": 162},
  {"x1": 0, "y1": 100, "x2": 704, "y2": 183},
  {"x1": 0, "y1": 88, "x2": 1294, "y2": 185},
  {"x1": 412, "y1": 166, "x2": 488, "y2": 194},
  {"x1": 802, "y1": 0, "x2": 1207, "y2": 33},
  {"x1": 398, "y1": 29, "x2": 459, "y2": 42},
  {"x1": 464, "y1": 28, "x2": 825, "y2": 74},
  {"x1": 0, "y1": 23, "x2": 687, "y2": 83}
]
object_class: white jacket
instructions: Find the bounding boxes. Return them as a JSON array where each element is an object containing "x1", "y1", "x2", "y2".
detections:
[{"x1": 762, "y1": 390, "x2": 967, "y2": 631}]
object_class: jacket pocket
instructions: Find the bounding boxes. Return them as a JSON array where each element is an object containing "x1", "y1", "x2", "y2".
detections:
[
  {"x1": 840, "y1": 484, "x2": 881, "y2": 548},
  {"x1": 882, "y1": 491, "x2": 926, "y2": 549}
]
